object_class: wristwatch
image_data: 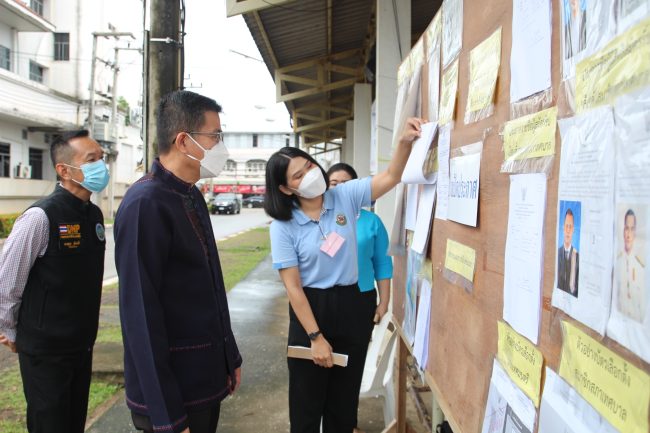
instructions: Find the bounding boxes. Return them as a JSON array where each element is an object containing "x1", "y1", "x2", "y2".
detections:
[{"x1": 308, "y1": 330, "x2": 322, "y2": 341}]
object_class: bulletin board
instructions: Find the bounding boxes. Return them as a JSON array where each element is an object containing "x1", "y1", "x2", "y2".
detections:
[{"x1": 389, "y1": 1, "x2": 650, "y2": 433}]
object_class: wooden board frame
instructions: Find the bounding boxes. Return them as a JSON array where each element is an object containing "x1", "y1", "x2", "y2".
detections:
[{"x1": 390, "y1": 1, "x2": 650, "y2": 432}]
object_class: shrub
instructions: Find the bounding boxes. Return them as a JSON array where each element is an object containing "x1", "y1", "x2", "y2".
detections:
[{"x1": 0, "y1": 214, "x2": 21, "y2": 239}]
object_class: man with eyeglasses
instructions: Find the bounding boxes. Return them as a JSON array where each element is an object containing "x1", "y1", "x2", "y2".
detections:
[{"x1": 114, "y1": 90, "x2": 242, "y2": 433}]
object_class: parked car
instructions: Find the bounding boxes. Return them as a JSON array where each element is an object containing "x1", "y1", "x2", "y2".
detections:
[
  {"x1": 210, "y1": 193, "x2": 241, "y2": 215},
  {"x1": 242, "y1": 195, "x2": 265, "y2": 208}
]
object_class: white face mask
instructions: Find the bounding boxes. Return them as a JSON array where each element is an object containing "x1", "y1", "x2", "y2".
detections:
[
  {"x1": 293, "y1": 167, "x2": 326, "y2": 199},
  {"x1": 185, "y1": 134, "x2": 230, "y2": 178}
]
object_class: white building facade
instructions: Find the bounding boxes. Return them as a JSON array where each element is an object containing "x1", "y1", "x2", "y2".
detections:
[{"x1": 0, "y1": 0, "x2": 143, "y2": 215}]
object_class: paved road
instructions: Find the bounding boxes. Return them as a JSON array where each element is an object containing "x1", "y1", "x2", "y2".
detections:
[{"x1": 102, "y1": 208, "x2": 271, "y2": 282}]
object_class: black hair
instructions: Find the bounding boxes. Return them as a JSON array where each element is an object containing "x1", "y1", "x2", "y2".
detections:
[
  {"x1": 156, "y1": 90, "x2": 222, "y2": 155},
  {"x1": 50, "y1": 130, "x2": 89, "y2": 166},
  {"x1": 264, "y1": 147, "x2": 329, "y2": 221},
  {"x1": 565, "y1": 208, "x2": 574, "y2": 220},
  {"x1": 326, "y1": 162, "x2": 358, "y2": 180},
  {"x1": 625, "y1": 209, "x2": 636, "y2": 227}
]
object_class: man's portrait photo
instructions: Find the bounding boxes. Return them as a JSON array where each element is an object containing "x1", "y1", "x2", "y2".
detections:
[
  {"x1": 616, "y1": 206, "x2": 647, "y2": 322},
  {"x1": 557, "y1": 201, "x2": 581, "y2": 297}
]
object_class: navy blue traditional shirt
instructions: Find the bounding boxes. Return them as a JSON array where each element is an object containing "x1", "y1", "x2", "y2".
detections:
[{"x1": 115, "y1": 160, "x2": 242, "y2": 433}]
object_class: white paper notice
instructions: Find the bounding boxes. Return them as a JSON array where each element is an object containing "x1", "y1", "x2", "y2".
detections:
[
  {"x1": 412, "y1": 184, "x2": 436, "y2": 255},
  {"x1": 552, "y1": 106, "x2": 615, "y2": 335},
  {"x1": 435, "y1": 125, "x2": 451, "y2": 221},
  {"x1": 510, "y1": 0, "x2": 551, "y2": 102},
  {"x1": 405, "y1": 184, "x2": 419, "y2": 232},
  {"x1": 402, "y1": 122, "x2": 438, "y2": 184},
  {"x1": 607, "y1": 89, "x2": 650, "y2": 363},
  {"x1": 503, "y1": 173, "x2": 547, "y2": 344},
  {"x1": 403, "y1": 251, "x2": 421, "y2": 345},
  {"x1": 413, "y1": 278, "x2": 432, "y2": 370},
  {"x1": 538, "y1": 368, "x2": 618, "y2": 433},
  {"x1": 481, "y1": 359, "x2": 536, "y2": 433},
  {"x1": 448, "y1": 142, "x2": 482, "y2": 227},
  {"x1": 442, "y1": 0, "x2": 463, "y2": 68}
]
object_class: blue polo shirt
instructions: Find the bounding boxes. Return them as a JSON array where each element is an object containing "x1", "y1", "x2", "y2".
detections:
[
  {"x1": 357, "y1": 209, "x2": 393, "y2": 292},
  {"x1": 271, "y1": 176, "x2": 372, "y2": 289}
]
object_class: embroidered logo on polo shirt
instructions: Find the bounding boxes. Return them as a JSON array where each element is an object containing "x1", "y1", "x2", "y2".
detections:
[
  {"x1": 336, "y1": 213, "x2": 347, "y2": 226},
  {"x1": 96, "y1": 223, "x2": 105, "y2": 241}
]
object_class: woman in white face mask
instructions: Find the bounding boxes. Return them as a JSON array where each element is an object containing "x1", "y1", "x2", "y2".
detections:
[{"x1": 264, "y1": 117, "x2": 423, "y2": 433}]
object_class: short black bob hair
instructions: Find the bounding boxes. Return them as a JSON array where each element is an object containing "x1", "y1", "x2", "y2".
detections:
[
  {"x1": 326, "y1": 162, "x2": 358, "y2": 180},
  {"x1": 264, "y1": 147, "x2": 329, "y2": 221}
]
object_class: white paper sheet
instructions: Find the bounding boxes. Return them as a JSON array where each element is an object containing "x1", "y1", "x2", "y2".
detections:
[
  {"x1": 510, "y1": 0, "x2": 552, "y2": 102},
  {"x1": 538, "y1": 368, "x2": 618, "y2": 433},
  {"x1": 442, "y1": 0, "x2": 463, "y2": 68},
  {"x1": 435, "y1": 125, "x2": 451, "y2": 220},
  {"x1": 403, "y1": 251, "x2": 421, "y2": 345},
  {"x1": 448, "y1": 142, "x2": 482, "y2": 227},
  {"x1": 503, "y1": 173, "x2": 547, "y2": 344},
  {"x1": 405, "y1": 184, "x2": 419, "y2": 232},
  {"x1": 552, "y1": 106, "x2": 615, "y2": 335},
  {"x1": 481, "y1": 359, "x2": 536, "y2": 433},
  {"x1": 429, "y1": 43, "x2": 441, "y2": 122},
  {"x1": 413, "y1": 278, "x2": 432, "y2": 370},
  {"x1": 412, "y1": 184, "x2": 437, "y2": 255},
  {"x1": 606, "y1": 88, "x2": 650, "y2": 363},
  {"x1": 618, "y1": 0, "x2": 650, "y2": 33},
  {"x1": 402, "y1": 122, "x2": 439, "y2": 184}
]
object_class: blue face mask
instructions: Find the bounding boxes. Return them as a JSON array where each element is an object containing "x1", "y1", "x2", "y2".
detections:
[{"x1": 66, "y1": 160, "x2": 110, "y2": 193}]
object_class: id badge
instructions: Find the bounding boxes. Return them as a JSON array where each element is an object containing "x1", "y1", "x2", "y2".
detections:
[{"x1": 320, "y1": 232, "x2": 345, "y2": 258}]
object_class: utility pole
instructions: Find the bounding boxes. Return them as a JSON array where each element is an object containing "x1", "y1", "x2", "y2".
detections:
[{"x1": 146, "y1": 0, "x2": 181, "y2": 171}]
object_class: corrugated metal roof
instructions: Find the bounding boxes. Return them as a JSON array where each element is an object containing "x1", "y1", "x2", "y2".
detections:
[{"x1": 241, "y1": 0, "x2": 437, "y2": 147}]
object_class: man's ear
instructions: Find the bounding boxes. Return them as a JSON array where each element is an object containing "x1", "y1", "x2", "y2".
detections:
[
  {"x1": 174, "y1": 132, "x2": 188, "y2": 152},
  {"x1": 55, "y1": 163, "x2": 72, "y2": 180},
  {"x1": 278, "y1": 185, "x2": 294, "y2": 196}
]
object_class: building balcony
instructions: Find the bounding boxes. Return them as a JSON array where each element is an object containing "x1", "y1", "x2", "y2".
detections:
[
  {"x1": 0, "y1": 0, "x2": 55, "y2": 32},
  {"x1": 0, "y1": 67, "x2": 80, "y2": 129}
]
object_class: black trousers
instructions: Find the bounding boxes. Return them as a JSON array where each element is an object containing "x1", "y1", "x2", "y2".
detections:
[
  {"x1": 131, "y1": 404, "x2": 221, "y2": 433},
  {"x1": 18, "y1": 349, "x2": 93, "y2": 433},
  {"x1": 288, "y1": 284, "x2": 376, "y2": 433}
]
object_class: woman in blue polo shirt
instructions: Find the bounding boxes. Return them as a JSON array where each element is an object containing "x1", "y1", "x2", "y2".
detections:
[{"x1": 265, "y1": 117, "x2": 422, "y2": 433}]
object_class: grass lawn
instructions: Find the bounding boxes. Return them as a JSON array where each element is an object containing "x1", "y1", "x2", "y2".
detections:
[
  {"x1": 217, "y1": 226, "x2": 271, "y2": 291},
  {"x1": 0, "y1": 366, "x2": 121, "y2": 433}
]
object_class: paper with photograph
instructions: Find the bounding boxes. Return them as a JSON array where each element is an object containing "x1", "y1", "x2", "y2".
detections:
[
  {"x1": 538, "y1": 368, "x2": 618, "y2": 433},
  {"x1": 412, "y1": 184, "x2": 436, "y2": 255},
  {"x1": 503, "y1": 173, "x2": 547, "y2": 344},
  {"x1": 480, "y1": 359, "x2": 536, "y2": 433},
  {"x1": 552, "y1": 106, "x2": 615, "y2": 335},
  {"x1": 413, "y1": 278, "x2": 432, "y2": 370},
  {"x1": 402, "y1": 122, "x2": 438, "y2": 184},
  {"x1": 435, "y1": 124, "x2": 451, "y2": 220},
  {"x1": 607, "y1": 88, "x2": 650, "y2": 363}
]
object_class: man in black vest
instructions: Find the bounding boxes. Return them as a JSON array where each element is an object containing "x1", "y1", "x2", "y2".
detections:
[
  {"x1": 0, "y1": 130, "x2": 108, "y2": 433},
  {"x1": 115, "y1": 91, "x2": 242, "y2": 433}
]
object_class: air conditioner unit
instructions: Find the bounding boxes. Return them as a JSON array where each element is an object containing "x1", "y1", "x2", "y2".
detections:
[
  {"x1": 15, "y1": 164, "x2": 32, "y2": 179},
  {"x1": 93, "y1": 121, "x2": 116, "y2": 143}
]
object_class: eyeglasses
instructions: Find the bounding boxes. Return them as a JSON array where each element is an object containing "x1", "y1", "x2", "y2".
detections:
[{"x1": 189, "y1": 131, "x2": 224, "y2": 145}]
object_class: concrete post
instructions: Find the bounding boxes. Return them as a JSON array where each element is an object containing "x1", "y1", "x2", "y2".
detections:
[
  {"x1": 374, "y1": 0, "x2": 410, "y2": 234},
  {"x1": 343, "y1": 120, "x2": 354, "y2": 164},
  {"x1": 352, "y1": 82, "x2": 372, "y2": 178}
]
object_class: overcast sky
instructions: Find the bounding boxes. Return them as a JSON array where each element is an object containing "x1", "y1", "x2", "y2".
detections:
[{"x1": 183, "y1": 0, "x2": 292, "y2": 133}]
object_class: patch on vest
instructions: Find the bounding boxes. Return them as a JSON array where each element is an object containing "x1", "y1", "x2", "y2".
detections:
[
  {"x1": 59, "y1": 223, "x2": 82, "y2": 249},
  {"x1": 96, "y1": 223, "x2": 105, "y2": 242},
  {"x1": 336, "y1": 213, "x2": 347, "y2": 226}
]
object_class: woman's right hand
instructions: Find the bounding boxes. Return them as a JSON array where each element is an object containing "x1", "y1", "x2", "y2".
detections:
[{"x1": 311, "y1": 335, "x2": 333, "y2": 368}]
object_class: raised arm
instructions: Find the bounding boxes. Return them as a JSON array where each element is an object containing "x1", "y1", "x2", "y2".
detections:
[{"x1": 371, "y1": 117, "x2": 424, "y2": 201}]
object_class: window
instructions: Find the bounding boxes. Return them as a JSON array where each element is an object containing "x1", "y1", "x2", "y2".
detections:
[
  {"x1": 29, "y1": 61, "x2": 45, "y2": 83},
  {"x1": 252, "y1": 134, "x2": 258, "y2": 148},
  {"x1": 0, "y1": 143, "x2": 10, "y2": 178},
  {"x1": 0, "y1": 46, "x2": 10, "y2": 71},
  {"x1": 225, "y1": 159, "x2": 237, "y2": 172},
  {"x1": 29, "y1": 148, "x2": 43, "y2": 180},
  {"x1": 30, "y1": 0, "x2": 44, "y2": 16},
  {"x1": 246, "y1": 159, "x2": 266, "y2": 173},
  {"x1": 286, "y1": 137, "x2": 290, "y2": 147},
  {"x1": 54, "y1": 33, "x2": 70, "y2": 61}
]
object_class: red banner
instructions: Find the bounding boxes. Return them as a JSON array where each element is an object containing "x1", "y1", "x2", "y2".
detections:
[{"x1": 212, "y1": 184, "x2": 265, "y2": 194}]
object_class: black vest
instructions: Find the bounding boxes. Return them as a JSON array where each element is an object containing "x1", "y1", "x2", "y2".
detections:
[{"x1": 16, "y1": 185, "x2": 105, "y2": 355}]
